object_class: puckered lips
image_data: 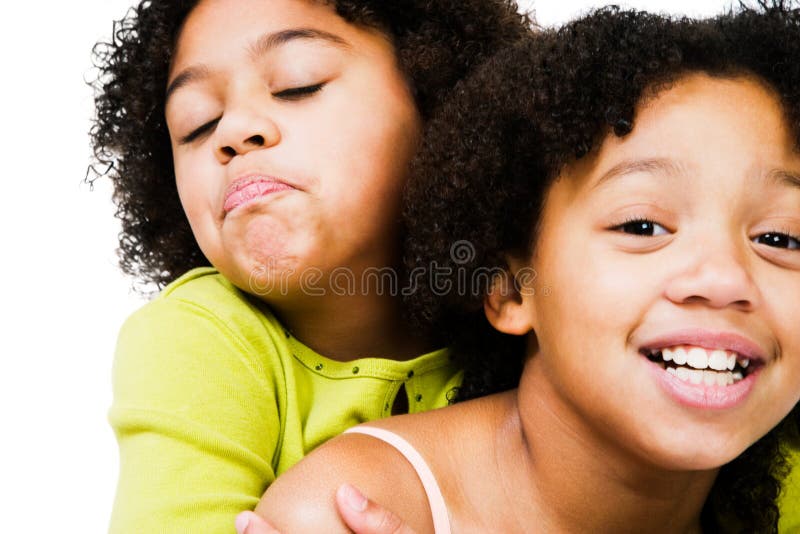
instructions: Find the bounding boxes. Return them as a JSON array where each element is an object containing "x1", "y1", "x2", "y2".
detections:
[
  {"x1": 637, "y1": 329, "x2": 767, "y2": 409},
  {"x1": 223, "y1": 174, "x2": 296, "y2": 214}
]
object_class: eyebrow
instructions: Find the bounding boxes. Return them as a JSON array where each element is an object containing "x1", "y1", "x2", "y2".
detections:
[
  {"x1": 247, "y1": 28, "x2": 350, "y2": 59},
  {"x1": 766, "y1": 168, "x2": 800, "y2": 191},
  {"x1": 590, "y1": 158, "x2": 686, "y2": 190},
  {"x1": 591, "y1": 158, "x2": 800, "y2": 192},
  {"x1": 165, "y1": 28, "x2": 351, "y2": 103}
]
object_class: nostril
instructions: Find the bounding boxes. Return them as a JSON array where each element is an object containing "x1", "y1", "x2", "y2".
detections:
[
  {"x1": 246, "y1": 134, "x2": 265, "y2": 146},
  {"x1": 220, "y1": 146, "x2": 236, "y2": 158}
]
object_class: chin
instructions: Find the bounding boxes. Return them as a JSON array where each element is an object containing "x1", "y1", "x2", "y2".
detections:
[
  {"x1": 238, "y1": 255, "x2": 304, "y2": 296},
  {"x1": 635, "y1": 428, "x2": 753, "y2": 472}
]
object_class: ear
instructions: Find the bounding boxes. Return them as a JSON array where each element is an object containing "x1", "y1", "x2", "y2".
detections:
[{"x1": 483, "y1": 257, "x2": 535, "y2": 336}]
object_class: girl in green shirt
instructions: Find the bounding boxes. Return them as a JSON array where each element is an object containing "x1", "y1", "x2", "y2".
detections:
[{"x1": 90, "y1": 0, "x2": 530, "y2": 531}]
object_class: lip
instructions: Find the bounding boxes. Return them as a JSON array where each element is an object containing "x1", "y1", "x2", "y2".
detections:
[
  {"x1": 223, "y1": 174, "x2": 296, "y2": 214},
  {"x1": 644, "y1": 357, "x2": 761, "y2": 410},
  {"x1": 638, "y1": 329, "x2": 767, "y2": 363}
]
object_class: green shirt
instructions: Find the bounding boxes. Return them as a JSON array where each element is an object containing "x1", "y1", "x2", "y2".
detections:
[
  {"x1": 108, "y1": 267, "x2": 461, "y2": 533},
  {"x1": 781, "y1": 447, "x2": 800, "y2": 532}
]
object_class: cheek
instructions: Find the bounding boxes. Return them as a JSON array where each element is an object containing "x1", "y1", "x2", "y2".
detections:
[
  {"x1": 762, "y1": 278, "x2": 800, "y2": 375},
  {"x1": 533, "y1": 233, "x2": 660, "y2": 388},
  {"x1": 326, "y1": 73, "x2": 419, "y2": 168},
  {"x1": 310, "y1": 103, "x2": 417, "y2": 229},
  {"x1": 545, "y1": 233, "x2": 650, "y2": 328},
  {"x1": 335, "y1": 108, "x2": 416, "y2": 177},
  {"x1": 174, "y1": 155, "x2": 215, "y2": 220}
]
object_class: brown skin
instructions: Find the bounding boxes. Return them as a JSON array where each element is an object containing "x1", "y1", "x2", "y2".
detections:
[
  {"x1": 253, "y1": 422, "x2": 437, "y2": 533},
  {"x1": 237, "y1": 485, "x2": 417, "y2": 533},
  {"x1": 252, "y1": 75, "x2": 800, "y2": 532},
  {"x1": 166, "y1": 0, "x2": 426, "y2": 361}
]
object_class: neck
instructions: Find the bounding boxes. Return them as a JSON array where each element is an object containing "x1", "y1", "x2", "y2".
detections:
[
  {"x1": 266, "y1": 291, "x2": 433, "y2": 362},
  {"x1": 492, "y1": 374, "x2": 717, "y2": 533}
]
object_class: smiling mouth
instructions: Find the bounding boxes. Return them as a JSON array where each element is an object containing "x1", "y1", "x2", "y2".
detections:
[{"x1": 640, "y1": 346, "x2": 757, "y2": 386}]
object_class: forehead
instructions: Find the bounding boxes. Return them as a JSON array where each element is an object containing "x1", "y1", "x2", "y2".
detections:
[
  {"x1": 561, "y1": 74, "x2": 799, "y2": 195},
  {"x1": 631, "y1": 74, "x2": 792, "y2": 151},
  {"x1": 171, "y1": 0, "x2": 352, "y2": 72}
]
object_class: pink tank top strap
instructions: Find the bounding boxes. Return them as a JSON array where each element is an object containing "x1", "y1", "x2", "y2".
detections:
[{"x1": 343, "y1": 426, "x2": 452, "y2": 534}]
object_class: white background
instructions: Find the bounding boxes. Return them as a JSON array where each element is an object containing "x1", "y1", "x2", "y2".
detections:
[{"x1": 0, "y1": 0, "x2": 735, "y2": 531}]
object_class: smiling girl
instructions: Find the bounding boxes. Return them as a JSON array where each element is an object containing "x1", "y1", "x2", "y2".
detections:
[
  {"x1": 90, "y1": 0, "x2": 528, "y2": 531},
  {"x1": 252, "y1": 4, "x2": 800, "y2": 531}
]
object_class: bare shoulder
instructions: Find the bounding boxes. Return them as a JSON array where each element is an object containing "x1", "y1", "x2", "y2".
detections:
[
  {"x1": 255, "y1": 429, "x2": 436, "y2": 533},
  {"x1": 256, "y1": 392, "x2": 514, "y2": 532},
  {"x1": 353, "y1": 392, "x2": 516, "y2": 522}
]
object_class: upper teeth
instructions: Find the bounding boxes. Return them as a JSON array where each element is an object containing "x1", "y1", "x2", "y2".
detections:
[{"x1": 657, "y1": 346, "x2": 749, "y2": 371}]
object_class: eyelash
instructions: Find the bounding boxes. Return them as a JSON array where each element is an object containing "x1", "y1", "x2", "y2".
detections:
[
  {"x1": 178, "y1": 83, "x2": 326, "y2": 145},
  {"x1": 612, "y1": 216, "x2": 670, "y2": 237},
  {"x1": 612, "y1": 217, "x2": 800, "y2": 250},
  {"x1": 753, "y1": 228, "x2": 800, "y2": 250},
  {"x1": 272, "y1": 82, "x2": 325, "y2": 101},
  {"x1": 180, "y1": 118, "x2": 220, "y2": 145}
]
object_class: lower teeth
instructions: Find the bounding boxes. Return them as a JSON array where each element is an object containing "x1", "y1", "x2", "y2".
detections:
[{"x1": 665, "y1": 366, "x2": 744, "y2": 386}]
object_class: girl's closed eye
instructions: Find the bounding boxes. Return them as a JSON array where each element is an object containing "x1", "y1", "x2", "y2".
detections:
[
  {"x1": 177, "y1": 83, "x2": 327, "y2": 145},
  {"x1": 272, "y1": 82, "x2": 326, "y2": 101},
  {"x1": 179, "y1": 117, "x2": 221, "y2": 145},
  {"x1": 177, "y1": 83, "x2": 327, "y2": 144}
]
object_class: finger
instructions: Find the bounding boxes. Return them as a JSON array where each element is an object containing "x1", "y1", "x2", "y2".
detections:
[
  {"x1": 235, "y1": 511, "x2": 282, "y2": 534},
  {"x1": 335, "y1": 483, "x2": 417, "y2": 534}
]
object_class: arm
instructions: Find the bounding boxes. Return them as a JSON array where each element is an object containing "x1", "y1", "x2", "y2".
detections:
[
  {"x1": 249, "y1": 432, "x2": 435, "y2": 534},
  {"x1": 108, "y1": 295, "x2": 282, "y2": 533},
  {"x1": 236, "y1": 484, "x2": 417, "y2": 534}
]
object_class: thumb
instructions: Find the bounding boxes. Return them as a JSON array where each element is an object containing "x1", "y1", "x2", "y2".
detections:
[
  {"x1": 235, "y1": 511, "x2": 282, "y2": 534},
  {"x1": 335, "y1": 483, "x2": 418, "y2": 534}
]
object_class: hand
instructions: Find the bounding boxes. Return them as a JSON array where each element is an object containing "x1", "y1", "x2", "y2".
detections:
[
  {"x1": 234, "y1": 483, "x2": 417, "y2": 534},
  {"x1": 235, "y1": 511, "x2": 280, "y2": 534},
  {"x1": 334, "y1": 483, "x2": 418, "y2": 534}
]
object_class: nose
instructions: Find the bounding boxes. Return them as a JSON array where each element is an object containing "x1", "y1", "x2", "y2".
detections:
[
  {"x1": 664, "y1": 236, "x2": 760, "y2": 311},
  {"x1": 214, "y1": 100, "x2": 281, "y2": 164}
]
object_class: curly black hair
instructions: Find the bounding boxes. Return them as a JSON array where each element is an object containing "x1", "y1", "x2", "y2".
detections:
[
  {"x1": 88, "y1": 0, "x2": 531, "y2": 290},
  {"x1": 403, "y1": 2, "x2": 800, "y2": 531}
]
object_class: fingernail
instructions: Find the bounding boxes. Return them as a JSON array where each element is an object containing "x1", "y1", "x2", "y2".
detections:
[
  {"x1": 235, "y1": 512, "x2": 250, "y2": 534},
  {"x1": 342, "y1": 483, "x2": 368, "y2": 512}
]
